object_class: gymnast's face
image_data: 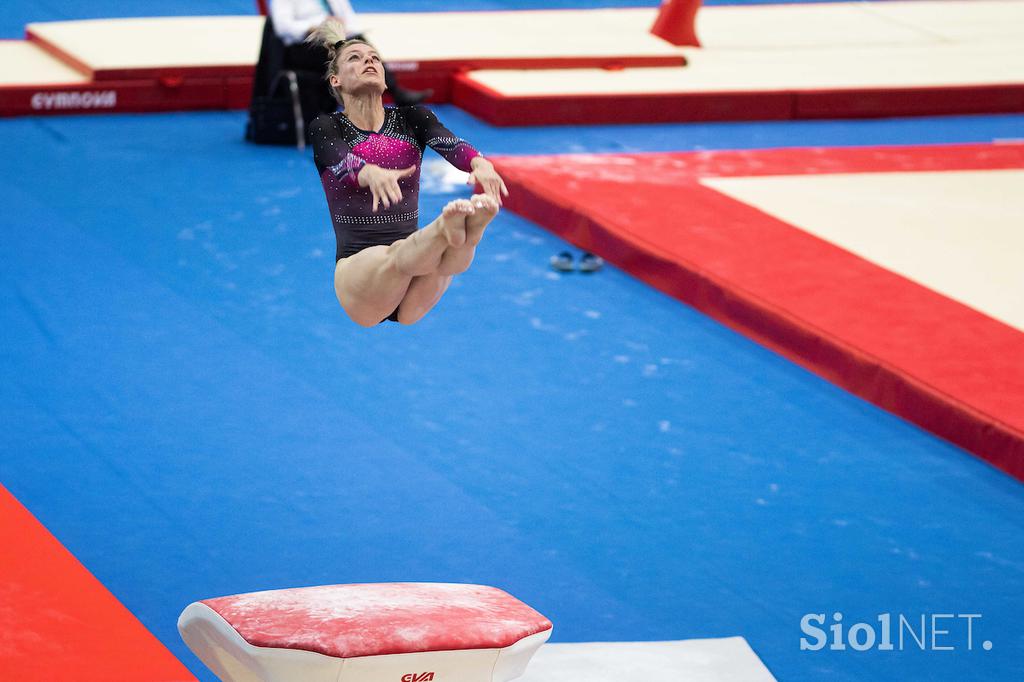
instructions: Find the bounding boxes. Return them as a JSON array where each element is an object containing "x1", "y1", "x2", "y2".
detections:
[{"x1": 330, "y1": 43, "x2": 385, "y2": 96}]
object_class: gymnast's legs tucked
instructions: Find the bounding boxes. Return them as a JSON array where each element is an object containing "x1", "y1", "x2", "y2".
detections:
[{"x1": 333, "y1": 194, "x2": 499, "y2": 327}]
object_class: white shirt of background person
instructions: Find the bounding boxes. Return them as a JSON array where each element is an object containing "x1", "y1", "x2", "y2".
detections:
[{"x1": 270, "y1": 0, "x2": 363, "y2": 45}]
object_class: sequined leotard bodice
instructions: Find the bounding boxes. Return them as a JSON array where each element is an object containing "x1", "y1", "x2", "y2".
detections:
[{"x1": 310, "y1": 106, "x2": 480, "y2": 261}]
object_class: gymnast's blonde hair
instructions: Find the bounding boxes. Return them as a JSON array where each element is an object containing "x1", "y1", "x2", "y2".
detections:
[{"x1": 305, "y1": 18, "x2": 373, "y2": 103}]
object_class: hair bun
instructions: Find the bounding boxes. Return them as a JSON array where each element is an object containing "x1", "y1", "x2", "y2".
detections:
[{"x1": 305, "y1": 17, "x2": 348, "y2": 52}]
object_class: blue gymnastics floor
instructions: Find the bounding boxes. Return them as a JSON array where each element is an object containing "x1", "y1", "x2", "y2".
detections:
[{"x1": 2, "y1": 109, "x2": 1023, "y2": 681}]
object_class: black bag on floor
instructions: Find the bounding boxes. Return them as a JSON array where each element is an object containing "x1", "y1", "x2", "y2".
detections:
[{"x1": 245, "y1": 72, "x2": 304, "y2": 146}]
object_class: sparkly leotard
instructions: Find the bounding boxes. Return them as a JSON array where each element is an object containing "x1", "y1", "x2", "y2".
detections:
[{"x1": 310, "y1": 106, "x2": 480, "y2": 261}]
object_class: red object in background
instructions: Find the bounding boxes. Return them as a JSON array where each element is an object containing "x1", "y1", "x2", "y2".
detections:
[
  {"x1": 0, "y1": 484, "x2": 195, "y2": 681},
  {"x1": 255, "y1": 0, "x2": 269, "y2": 16},
  {"x1": 651, "y1": 0, "x2": 701, "y2": 47}
]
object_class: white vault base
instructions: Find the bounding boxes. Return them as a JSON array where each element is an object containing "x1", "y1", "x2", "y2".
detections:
[{"x1": 519, "y1": 638, "x2": 776, "y2": 682}]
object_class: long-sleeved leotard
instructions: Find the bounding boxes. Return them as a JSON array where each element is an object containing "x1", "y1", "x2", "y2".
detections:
[{"x1": 310, "y1": 106, "x2": 481, "y2": 261}]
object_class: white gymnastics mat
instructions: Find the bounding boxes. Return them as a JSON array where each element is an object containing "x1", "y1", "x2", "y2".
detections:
[
  {"x1": 701, "y1": 169, "x2": 1024, "y2": 332},
  {"x1": 519, "y1": 638, "x2": 776, "y2": 682}
]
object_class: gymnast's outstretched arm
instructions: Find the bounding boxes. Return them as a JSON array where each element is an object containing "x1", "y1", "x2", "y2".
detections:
[{"x1": 405, "y1": 106, "x2": 509, "y2": 204}]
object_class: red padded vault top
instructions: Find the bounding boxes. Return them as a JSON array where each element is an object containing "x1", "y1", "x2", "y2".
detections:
[{"x1": 202, "y1": 583, "x2": 552, "y2": 658}]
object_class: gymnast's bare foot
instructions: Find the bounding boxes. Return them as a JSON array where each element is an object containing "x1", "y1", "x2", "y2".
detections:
[
  {"x1": 438, "y1": 199, "x2": 474, "y2": 247},
  {"x1": 465, "y1": 194, "x2": 499, "y2": 246}
]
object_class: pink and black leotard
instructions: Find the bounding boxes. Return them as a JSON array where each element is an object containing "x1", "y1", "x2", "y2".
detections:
[{"x1": 310, "y1": 106, "x2": 480, "y2": 261}]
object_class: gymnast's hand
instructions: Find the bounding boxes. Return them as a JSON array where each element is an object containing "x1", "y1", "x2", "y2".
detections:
[
  {"x1": 358, "y1": 164, "x2": 417, "y2": 212},
  {"x1": 468, "y1": 156, "x2": 509, "y2": 206}
]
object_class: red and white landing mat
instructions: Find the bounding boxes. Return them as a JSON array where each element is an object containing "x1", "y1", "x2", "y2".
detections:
[
  {"x1": 0, "y1": 38, "x2": 250, "y2": 117},
  {"x1": 1, "y1": 9, "x2": 684, "y2": 116},
  {"x1": 453, "y1": 0, "x2": 1024, "y2": 124},
  {"x1": 494, "y1": 143, "x2": 1024, "y2": 479},
  {"x1": 520, "y1": 638, "x2": 775, "y2": 682},
  {"x1": 7, "y1": 1, "x2": 1024, "y2": 120}
]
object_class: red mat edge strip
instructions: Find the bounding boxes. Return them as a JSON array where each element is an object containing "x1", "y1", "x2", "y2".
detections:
[
  {"x1": 0, "y1": 483, "x2": 196, "y2": 680},
  {"x1": 493, "y1": 144, "x2": 1024, "y2": 481},
  {"x1": 25, "y1": 29, "x2": 94, "y2": 79}
]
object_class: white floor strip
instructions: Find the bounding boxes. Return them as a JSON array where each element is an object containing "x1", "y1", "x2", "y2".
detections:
[{"x1": 519, "y1": 638, "x2": 776, "y2": 682}]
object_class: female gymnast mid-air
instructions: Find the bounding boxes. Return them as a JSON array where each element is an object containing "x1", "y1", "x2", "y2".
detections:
[{"x1": 308, "y1": 20, "x2": 508, "y2": 327}]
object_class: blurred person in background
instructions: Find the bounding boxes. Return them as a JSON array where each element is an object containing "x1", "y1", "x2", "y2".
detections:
[{"x1": 270, "y1": 0, "x2": 430, "y2": 109}]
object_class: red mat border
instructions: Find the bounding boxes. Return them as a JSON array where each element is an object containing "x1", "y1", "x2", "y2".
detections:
[
  {"x1": 0, "y1": 484, "x2": 195, "y2": 680},
  {"x1": 23, "y1": 30, "x2": 95, "y2": 78},
  {"x1": 454, "y1": 72, "x2": 1024, "y2": 125},
  {"x1": 493, "y1": 143, "x2": 1024, "y2": 481}
]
